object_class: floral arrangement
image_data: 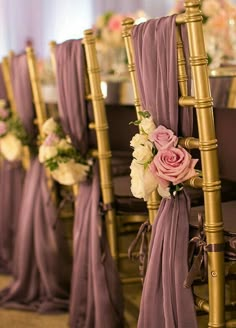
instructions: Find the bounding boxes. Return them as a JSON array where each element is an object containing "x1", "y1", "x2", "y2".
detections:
[
  {"x1": 37, "y1": 58, "x2": 55, "y2": 85},
  {"x1": 130, "y1": 111, "x2": 198, "y2": 201},
  {"x1": 39, "y1": 118, "x2": 91, "y2": 186},
  {"x1": 171, "y1": 0, "x2": 236, "y2": 66},
  {"x1": 0, "y1": 102, "x2": 29, "y2": 162},
  {"x1": 94, "y1": 10, "x2": 148, "y2": 74}
]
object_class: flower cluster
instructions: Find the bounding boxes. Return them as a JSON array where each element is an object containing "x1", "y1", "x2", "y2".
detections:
[
  {"x1": 130, "y1": 111, "x2": 198, "y2": 201},
  {"x1": 171, "y1": 0, "x2": 236, "y2": 66},
  {"x1": 94, "y1": 10, "x2": 148, "y2": 75},
  {"x1": 94, "y1": 10, "x2": 148, "y2": 48},
  {"x1": 95, "y1": 12, "x2": 125, "y2": 49},
  {"x1": 39, "y1": 118, "x2": 91, "y2": 186},
  {"x1": 0, "y1": 102, "x2": 29, "y2": 162}
]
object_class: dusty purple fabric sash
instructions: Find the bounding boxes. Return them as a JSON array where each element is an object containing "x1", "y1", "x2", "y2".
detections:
[
  {"x1": 56, "y1": 40, "x2": 88, "y2": 155},
  {"x1": 0, "y1": 53, "x2": 72, "y2": 313},
  {"x1": 55, "y1": 39, "x2": 124, "y2": 327},
  {"x1": 11, "y1": 54, "x2": 37, "y2": 140},
  {"x1": 0, "y1": 159, "x2": 71, "y2": 312},
  {"x1": 0, "y1": 64, "x2": 7, "y2": 100},
  {"x1": 132, "y1": 16, "x2": 197, "y2": 327},
  {"x1": 0, "y1": 160, "x2": 24, "y2": 273},
  {"x1": 0, "y1": 61, "x2": 25, "y2": 273}
]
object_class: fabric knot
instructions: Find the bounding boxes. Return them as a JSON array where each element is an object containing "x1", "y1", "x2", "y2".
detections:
[
  {"x1": 184, "y1": 213, "x2": 208, "y2": 288},
  {"x1": 128, "y1": 220, "x2": 152, "y2": 281},
  {"x1": 52, "y1": 188, "x2": 75, "y2": 229},
  {"x1": 99, "y1": 202, "x2": 114, "y2": 216}
]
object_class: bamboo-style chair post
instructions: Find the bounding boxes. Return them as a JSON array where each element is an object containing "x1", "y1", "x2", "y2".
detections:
[
  {"x1": 178, "y1": 1, "x2": 225, "y2": 326},
  {"x1": 49, "y1": 41, "x2": 57, "y2": 80},
  {"x1": 26, "y1": 47, "x2": 47, "y2": 138},
  {"x1": 2, "y1": 56, "x2": 17, "y2": 114},
  {"x1": 26, "y1": 46, "x2": 56, "y2": 202},
  {"x1": 122, "y1": 18, "x2": 161, "y2": 225},
  {"x1": 83, "y1": 29, "x2": 118, "y2": 262}
]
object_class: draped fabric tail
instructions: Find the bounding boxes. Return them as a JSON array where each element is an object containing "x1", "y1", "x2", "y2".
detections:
[
  {"x1": 0, "y1": 159, "x2": 72, "y2": 312},
  {"x1": 132, "y1": 15, "x2": 197, "y2": 328},
  {"x1": 138, "y1": 192, "x2": 196, "y2": 328},
  {"x1": 55, "y1": 39, "x2": 124, "y2": 327},
  {"x1": 69, "y1": 164, "x2": 124, "y2": 328},
  {"x1": 0, "y1": 64, "x2": 7, "y2": 100},
  {"x1": 0, "y1": 160, "x2": 24, "y2": 273}
]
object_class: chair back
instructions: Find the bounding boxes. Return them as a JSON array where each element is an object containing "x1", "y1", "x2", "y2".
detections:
[
  {"x1": 1, "y1": 54, "x2": 33, "y2": 170},
  {"x1": 49, "y1": 34, "x2": 118, "y2": 260},
  {"x1": 122, "y1": 0, "x2": 225, "y2": 326}
]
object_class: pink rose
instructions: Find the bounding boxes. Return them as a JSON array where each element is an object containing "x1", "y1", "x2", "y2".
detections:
[
  {"x1": 44, "y1": 133, "x2": 59, "y2": 146},
  {"x1": 150, "y1": 125, "x2": 178, "y2": 150},
  {"x1": 108, "y1": 15, "x2": 123, "y2": 32},
  {"x1": 149, "y1": 146, "x2": 198, "y2": 188}
]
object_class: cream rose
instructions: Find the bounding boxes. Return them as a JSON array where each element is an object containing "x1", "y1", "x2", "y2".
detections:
[
  {"x1": 149, "y1": 145, "x2": 198, "y2": 188},
  {"x1": 57, "y1": 138, "x2": 73, "y2": 151},
  {"x1": 130, "y1": 160, "x2": 158, "y2": 201},
  {"x1": 51, "y1": 159, "x2": 90, "y2": 185},
  {"x1": 132, "y1": 141, "x2": 153, "y2": 164},
  {"x1": 0, "y1": 133, "x2": 22, "y2": 161},
  {"x1": 130, "y1": 133, "x2": 148, "y2": 148},
  {"x1": 139, "y1": 116, "x2": 156, "y2": 135},
  {"x1": 42, "y1": 118, "x2": 59, "y2": 135},
  {"x1": 150, "y1": 125, "x2": 178, "y2": 150},
  {"x1": 38, "y1": 145, "x2": 58, "y2": 163},
  {"x1": 202, "y1": 0, "x2": 221, "y2": 17},
  {"x1": 130, "y1": 159, "x2": 145, "y2": 199},
  {"x1": 157, "y1": 184, "x2": 171, "y2": 199}
]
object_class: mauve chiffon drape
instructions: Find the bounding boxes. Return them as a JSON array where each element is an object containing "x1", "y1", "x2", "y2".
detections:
[
  {"x1": 0, "y1": 53, "x2": 72, "y2": 312},
  {"x1": 0, "y1": 64, "x2": 7, "y2": 100},
  {"x1": 0, "y1": 64, "x2": 25, "y2": 274},
  {"x1": 132, "y1": 16, "x2": 197, "y2": 327},
  {"x1": 55, "y1": 40, "x2": 124, "y2": 327}
]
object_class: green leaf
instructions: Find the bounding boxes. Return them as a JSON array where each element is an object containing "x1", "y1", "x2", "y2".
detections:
[
  {"x1": 138, "y1": 111, "x2": 150, "y2": 118},
  {"x1": 129, "y1": 119, "x2": 141, "y2": 126}
]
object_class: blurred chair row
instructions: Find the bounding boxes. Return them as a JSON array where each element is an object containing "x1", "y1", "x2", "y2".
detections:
[{"x1": 0, "y1": 28, "x2": 151, "y2": 326}]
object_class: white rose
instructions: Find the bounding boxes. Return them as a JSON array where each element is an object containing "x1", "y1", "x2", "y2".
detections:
[
  {"x1": 0, "y1": 133, "x2": 23, "y2": 161},
  {"x1": 51, "y1": 159, "x2": 90, "y2": 185},
  {"x1": 130, "y1": 160, "x2": 158, "y2": 201},
  {"x1": 130, "y1": 160, "x2": 145, "y2": 199},
  {"x1": 202, "y1": 0, "x2": 221, "y2": 17},
  {"x1": 57, "y1": 138, "x2": 73, "y2": 151},
  {"x1": 132, "y1": 141, "x2": 153, "y2": 164},
  {"x1": 157, "y1": 184, "x2": 171, "y2": 199},
  {"x1": 96, "y1": 15, "x2": 106, "y2": 29},
  {"x1": 130, "y1": 133, "x2": 148, "y2": 148},
  {"x1": 139, "y1": 116, "x2": 156, "y2": 135},
  {"x1": 42, "y1": 118, "x2": 58, "y2": 135},
  {"x1": 143, "y1": 168, "x2": 158, "y2": 201},
  {"x1": 38, "y1": 145, "x2": 58, "y2": 163}
]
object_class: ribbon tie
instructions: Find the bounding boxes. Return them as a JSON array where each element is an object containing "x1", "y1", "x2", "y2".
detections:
[
  {"x1": 128, "y1": 220, "x2": 152, "y2": 281},
  {"x1": 184, "y1": 213, "x2": 208, "y2": 288}
]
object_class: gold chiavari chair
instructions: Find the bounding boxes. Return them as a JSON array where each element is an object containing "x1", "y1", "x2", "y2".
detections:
[
  {"x1": 122, "y1": 0, "x2": 229, "y2": 326},
  {"x1": 49, "y1": 31, "x2": 159, "y2": 284},
  {"x1": 26, "y1": 46, "x2": 75, "y2": 240}
]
